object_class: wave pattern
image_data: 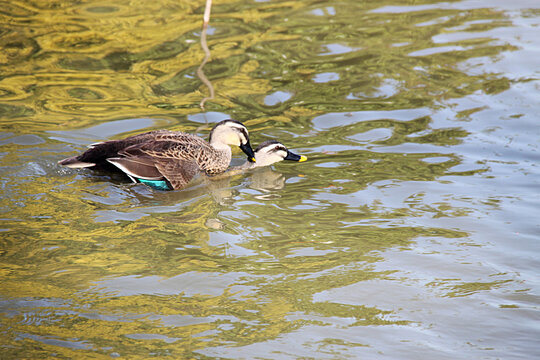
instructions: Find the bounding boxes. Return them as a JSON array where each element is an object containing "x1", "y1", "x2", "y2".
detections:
[{"x1": 1, "y1": 0, "x2": 540, "y2": 359}]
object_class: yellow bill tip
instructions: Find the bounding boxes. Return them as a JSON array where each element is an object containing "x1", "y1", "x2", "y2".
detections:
[{"x1": 299, "y1": 155, "x2": 308, "y2": 162}]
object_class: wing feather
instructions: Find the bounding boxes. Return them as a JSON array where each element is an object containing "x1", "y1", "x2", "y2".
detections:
[
  {"x1": 106, "y1": 156, "x2": 163, "y2": 180},
  {"x1": 154, "y1": 158, "x2": 201, "y2": 190}
]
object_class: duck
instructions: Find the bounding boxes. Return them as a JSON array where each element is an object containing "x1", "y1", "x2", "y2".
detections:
[
  {"x1": 202, "y1": 140, "x2": 307, "y2": 199},
  {"x1": 58, "y1": 119, "x2": 256, "y2": 190},
  {"x1": 233, "y1": 140, "x2": 307, "y2": 193},
  {"x1": 237, "y1": 140, "x2": 307, "y2": 169},
  {"x1": 206, "y1": 140, "x2": 307, "y2": 183}
]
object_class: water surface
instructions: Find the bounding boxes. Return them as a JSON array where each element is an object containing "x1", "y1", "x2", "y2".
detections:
[{"x1": 1, "y1": 0, "x2": 540, "y2": 358}]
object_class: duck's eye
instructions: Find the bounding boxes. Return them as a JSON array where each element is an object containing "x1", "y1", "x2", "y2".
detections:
[{"x1": 270, "y1": 146, "x2": 287, "y2": 154}]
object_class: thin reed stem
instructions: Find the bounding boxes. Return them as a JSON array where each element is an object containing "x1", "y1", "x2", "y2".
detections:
[{"x1": 197, "y1": 0, "x2": 214, "y2": 111}]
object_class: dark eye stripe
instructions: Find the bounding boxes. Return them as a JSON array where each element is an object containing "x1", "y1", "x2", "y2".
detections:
[
  {"x1": 268, "y1": 145, "x2": 287, "y2": 153},
  {"x1": 238, "y1": 128, "x2": 249, "y2": 142}
]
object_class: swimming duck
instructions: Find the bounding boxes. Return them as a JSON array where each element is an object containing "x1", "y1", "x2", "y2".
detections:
[
  {"x1": 203, "y1": 140, "x2": 307, "y2": 198},
  {"x1": 206, "y1": 140, "x2": 307, "y2": 183},
  {"x1": 238, "y1": 140, "x2": 307, "y2": 169},
  {"x1": 58, "y1": 119, "x2": 256, "y2": 190}
]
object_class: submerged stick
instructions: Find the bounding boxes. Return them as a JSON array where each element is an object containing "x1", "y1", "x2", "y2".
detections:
[
  {"x1": 203, "y1": 0, "x2": 212, "y2": 25},
  {"x1": 197, "y1": 0, "x2": 214, "y2": 111}
]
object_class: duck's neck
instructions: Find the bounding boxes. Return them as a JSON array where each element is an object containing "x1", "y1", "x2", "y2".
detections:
[
  {"x1": 206, "y1": 141, "x2": 232, "y2": 174},
  {"x1": 211, "y1": 141, "x2": 232, "y2": 158}
]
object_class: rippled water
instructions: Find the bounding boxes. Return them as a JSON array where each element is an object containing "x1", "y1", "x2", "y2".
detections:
[{"x1": 1, "y1": 0, "x2": 540, "y2": 358}]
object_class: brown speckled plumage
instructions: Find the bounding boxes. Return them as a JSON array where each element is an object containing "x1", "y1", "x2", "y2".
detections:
[
  {"x1": 58, "y1": 120, "x2": 255, "y2": 190},
  {"x1": 117, "y1": 131, "x2": 232, "y2": 174}
]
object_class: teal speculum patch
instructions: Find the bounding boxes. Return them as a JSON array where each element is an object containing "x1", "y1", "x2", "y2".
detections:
[{"x1": 136, "y1": 178, "x2": 172, "y2": 191}]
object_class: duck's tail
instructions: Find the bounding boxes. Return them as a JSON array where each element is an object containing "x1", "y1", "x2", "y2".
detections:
[{"x1": 58, "y1": 156, "x2": 96, "y2": 168}]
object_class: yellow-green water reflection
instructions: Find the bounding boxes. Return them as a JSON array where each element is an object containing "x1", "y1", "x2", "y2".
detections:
[{"x1": 1, "y1": 0, "x2": 540, "y2": 358}]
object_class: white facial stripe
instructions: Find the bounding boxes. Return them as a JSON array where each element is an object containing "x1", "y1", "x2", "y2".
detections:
[
  {"x1": 238, "y1": 132, "x2": 247, "y2": 145},
  {"x1": 210, "y1": 120, "x2": 250, "y2": 147},
  {"x1": 224, "y1": 122, "x2": 248, "y2": 133},
  {"x1": 276, "y1": 149, "x2": 288, "y2": 158},
  {"x1": 229, "y1": 122, "x2": 246, "y2": 130},
  {"x1": 224, "y1": 122, "x2": 248, "y2": 144}
]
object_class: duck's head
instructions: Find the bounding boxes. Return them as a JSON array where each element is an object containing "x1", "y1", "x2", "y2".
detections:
[
  {"x1": 253, "y1": 140, "x2": 307, "y2": 167},
  {"x1": 209, "y1": 120, "x2": 256, "y2": 162}
]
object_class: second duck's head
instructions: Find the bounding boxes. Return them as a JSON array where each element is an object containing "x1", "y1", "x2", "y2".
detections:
[
  {"x1": 253, "y1": 140, "x2": 307, "y2": 167},
  {"x1": 209, "y1": 120, "x2": 256, "y2": 162}
]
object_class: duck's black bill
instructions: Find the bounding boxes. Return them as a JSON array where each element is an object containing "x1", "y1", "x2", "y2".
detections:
[
  {"x1": 240, "y1": 141, "x2": 256, "y2": 163},
  {"x1": 284, "y1": 151, "x2": 307, "y2": 162}
]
